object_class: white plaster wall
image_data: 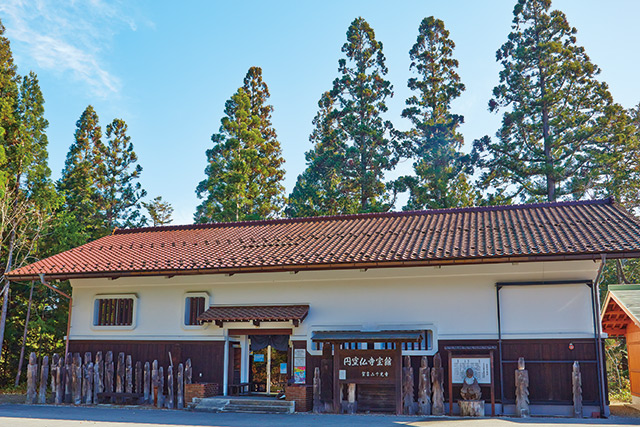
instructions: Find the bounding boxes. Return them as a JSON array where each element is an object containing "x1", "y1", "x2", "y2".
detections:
[{"x1": 68, "y1": 260, "x2": 601, "y2": 350}]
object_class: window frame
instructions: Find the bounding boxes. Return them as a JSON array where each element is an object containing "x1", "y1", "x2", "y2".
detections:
[
  {"x1": 182, "y1": 292, "x2": 209, "y2": 329},
  {"x1": 91, "y1": 294, "x2": 138, "y2": 330}
]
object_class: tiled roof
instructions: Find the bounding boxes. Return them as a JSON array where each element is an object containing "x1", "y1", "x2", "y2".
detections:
[
  {"x1": 7, "y1": 198, "x2": 640, "y2": 280},
  {"x1": 198, "y1": 305, "x2": 309, "y2": 324}
]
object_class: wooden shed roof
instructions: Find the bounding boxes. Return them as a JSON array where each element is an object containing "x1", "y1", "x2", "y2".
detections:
[
  {"x1": 601, "y1": 284, "x2": 640, "y2": 337},
  {"x1": 7, "y1": 197, "x2": 640, "y2": 281}
]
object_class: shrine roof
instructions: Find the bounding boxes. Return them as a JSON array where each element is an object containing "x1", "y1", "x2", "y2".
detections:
[
  {"x1": 7, "y1": 197, "x2": 640, "y2": 281},
  {"x1": 601, "y1": 284, "x2": 640, "y2": 336}
]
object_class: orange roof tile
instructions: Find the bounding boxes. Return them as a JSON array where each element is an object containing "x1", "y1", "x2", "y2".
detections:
[{"x1": 7, "y1": 198, "x2": 640, "y2": 280}]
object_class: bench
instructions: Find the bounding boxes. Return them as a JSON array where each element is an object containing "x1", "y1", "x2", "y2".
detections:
[
  {"x1": 229, "y1": 382, "x2": 252, "y2": 396},
  {"x1": 97, "y1": 392, "x2": 144, "y2": 404}
]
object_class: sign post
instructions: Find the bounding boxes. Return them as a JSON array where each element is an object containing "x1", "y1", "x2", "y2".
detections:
[{"x1": 445, "y1": 346, "x2": 496, "y2": 416}]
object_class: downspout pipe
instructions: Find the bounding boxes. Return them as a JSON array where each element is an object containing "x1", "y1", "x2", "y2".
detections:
[{"x1": 592, "y1": 255, "x2": 608, "y2": 417}]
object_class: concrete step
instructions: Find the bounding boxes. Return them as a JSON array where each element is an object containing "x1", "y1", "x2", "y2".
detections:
[
  {"x1": 193, "y1": 397, "x2": 294, "y2": 414},
  {"x1": 222, "y1": 404, "x2": 293, "y2": 414}
]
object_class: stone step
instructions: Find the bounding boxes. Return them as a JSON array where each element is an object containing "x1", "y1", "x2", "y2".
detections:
[
  {"x1": 227, "y1": 398, "x2": 292, "y2": 407},
  {"x1": 193, "y1": 397, "x2": 294, "y2": 414},
  {"x1": 222, "y1": 404, "x2": 293, "y2": 414}
]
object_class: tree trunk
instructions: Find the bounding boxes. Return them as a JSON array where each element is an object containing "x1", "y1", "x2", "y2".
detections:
[
  {"x1": 0, "y1": 229, "x2": 16, "y2": 363},
  {"x1": 15, "y1": 281, "x2": 35, "y2": 386}
]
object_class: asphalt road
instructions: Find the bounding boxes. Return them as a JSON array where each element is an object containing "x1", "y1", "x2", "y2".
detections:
[{"x1": 0, "y1": 404, "x2": 639, "y2": 427}]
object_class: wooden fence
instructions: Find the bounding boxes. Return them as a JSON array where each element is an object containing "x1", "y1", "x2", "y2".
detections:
[{"x1": 24, "y1": 351, "x2": 192, "y2": 409}]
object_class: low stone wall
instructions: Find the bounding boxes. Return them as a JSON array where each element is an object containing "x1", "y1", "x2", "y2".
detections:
[
  {"x1": 185, "y1": 383, "x2": 219, "y2": 403},
  {"x1": 286, "y1": 384, "x2": 313, "y2": 412}
]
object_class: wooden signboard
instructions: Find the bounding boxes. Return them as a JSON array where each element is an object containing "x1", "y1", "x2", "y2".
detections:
[
  {"x1": 451, "y1": 357, "x2": 492, "y2": 384},
  {"x1": 332, "y1": 347, "x2": 402, "y2": 414}
]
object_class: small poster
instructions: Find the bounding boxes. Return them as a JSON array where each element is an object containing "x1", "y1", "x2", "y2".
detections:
[
  {"x1": 339, "y1": 369, "x2": 346, "y2": 380},
  {"x1": 294, "y1": 367, "x2": 306, "y2": 384},
  {"x1": 253, "y1": 354, "x2": 265, "y2": 362},
  {"x1": 280, "y1": 363, "x2": 287, "y2": 374}
]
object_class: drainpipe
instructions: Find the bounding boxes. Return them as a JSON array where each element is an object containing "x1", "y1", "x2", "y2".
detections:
[
  {"x1": 223, "y1": 334, "x2": 229, "y2": 396},
  {"x1": 593, "y1": 255, "x2": 607, "y2": 417}
]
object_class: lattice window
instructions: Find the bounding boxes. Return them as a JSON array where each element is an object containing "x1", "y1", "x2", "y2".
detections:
[
  {"x1": 94, "y1": 297, "x2": 135, "y2": 326},
  {"x1": 185, "y1": 296, "x2": 206, "y2": 325}
]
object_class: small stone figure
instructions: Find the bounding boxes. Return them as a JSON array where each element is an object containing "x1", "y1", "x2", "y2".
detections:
[
  {"x1": 431, "y1": 353, "x2": 445, "y2": 416},
  {"x1": 515, "y1": 357, "x2": 530, "y2": 417},
  {"x1": 460, "y1": 368, "x2": 482, "y2": 400},
  {"x1": 572, "y1": 361, "x2": 583, "y2": 418},
  {"x1": 417, "y1": 356, "x2": 431, "y2": 415},
  {"x1": 402, "y1": 355, "x2": 415, "y2": 415}
]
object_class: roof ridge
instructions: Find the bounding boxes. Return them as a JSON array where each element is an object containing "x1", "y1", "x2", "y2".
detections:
[{"x1": 114, "y1": 197, "x2": 614, "y2": 235}]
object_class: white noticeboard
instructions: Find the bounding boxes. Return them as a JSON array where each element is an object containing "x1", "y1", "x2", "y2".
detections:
[
  {"x1": 451, "y1": 357, "x2": 492, "y2": 384},
  {"x1": 293, "y1": 348, "x2": 306, "y2": 384}
]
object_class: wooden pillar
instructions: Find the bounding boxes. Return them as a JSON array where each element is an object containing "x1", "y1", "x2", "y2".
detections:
[
  {"x1": 39, "y1": 355, "x2": 49, "y2": 404},
  {"x1": 177, "y1": 363, "x2": 184, "y2": 409},
  {"x1": 104, "y1": 351, "x2": 114, "y2": 394},
  {"x1": 84, "y1": 361, "x2": 94, "y2": 404},
  {"x1": 418, "y1": 356, "x2": 431, "y2": 415},
  {"x1": 320, "y1": 343, "x2": 333, "y2": 413},
  {"x1": 313, "y1": 367, "x2": 322, "y2": 413},
  {"x1": 332, "y1": 343, "x2": 340, "y2": 414},
  {"x1": 157, "y1": 366, "x2": 164, "y2": 408},
  {"x1": 94, "y1": 352, "x2": 103, "y2": 404},
  {"x1": 135, "y1": 361, "x2": 142, "y2": 394},
  {"x1": 55, "y1": 356, "x2": 64, "y2": 404},
  {"x1": 573, "y1": 361, "x2": 583, "y2": 418},
  {"x1": 50, "y1": 354, "x2": 59, "y2": 398},
  {"x1": 431, "y1": 352, "x2": 445, "y2": 416},
  {"x1": 64, "y1": 353, "x2": 72, "y2": 403},
  {"x1": 345, "y1": 383, "x2": 356, "y2": 414},
  {"x1": 402, "y1": 355, "x2": 415, "y2": 415},
  {"x1": 72, "y1": 353, "x2": 82, "y2": 405},
  {"x1": 167, "y1": 365, "x2": 174, "y2": 409},
  {"x1": 395, "y1": 346, "x2": 402, "y2": 415},
  {"x1": 144, "y1": 362, "x2": 150, "y2": 403},
  {"x1": 26, "y1": 352, "x2": 38, "y2": 404}
]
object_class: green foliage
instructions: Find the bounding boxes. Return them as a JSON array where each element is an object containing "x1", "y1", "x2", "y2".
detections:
[
  {"x1": 475, "y1": 0, "x2": 614, "y2": 202},
  {"x1": 143, "y1": 196, "x2": 174, "y2": 226},
  {"x1": 398, "y1": 17, "x2": 479, "y2": 210},
  {"x1": 605, "y1": 338, "x2": 631, "y2": 402},
  {"x1": 195, "y1": 66, "x2": 286, "y2": 222}
]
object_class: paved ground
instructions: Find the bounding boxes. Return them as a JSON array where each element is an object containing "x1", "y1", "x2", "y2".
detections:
[{"x1": 1, "y1": 404, "x2": 640, "y2": 427}]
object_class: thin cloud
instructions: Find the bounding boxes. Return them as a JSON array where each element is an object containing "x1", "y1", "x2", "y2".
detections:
[{"x1": 0, "y1": 0, "x2": 147, "y2": 98}]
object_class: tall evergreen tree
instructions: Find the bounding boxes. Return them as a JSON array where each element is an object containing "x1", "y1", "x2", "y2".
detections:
[
  {"x1": 57, "y1": 105, "x2": 106, "y2": 241},
  {"x1": 474, "y1": 0, "x2": 614, "y2": 202},
  {"x1": 287, "y1": 92, "x2": 356, "y2": 217},
  {"x1": 398, "y1": 17, "x2": 478, "y2": 210},
  {"x1": 195, "y1": 67, "x2": 286, "y2": 222},
  {"x1": 102, "y1": 118, "x2": 147, "y2": 229}
]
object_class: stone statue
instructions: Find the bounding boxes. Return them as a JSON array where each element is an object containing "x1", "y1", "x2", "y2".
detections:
[
  {"x1": 572, "y1": 361, "x2": 582, "y2": 418},
  {"x1": 515, "y1": 357, "x2": 530, "y2": 417},
  {"x1": 460, "y1": 368, "x2": 482, "y2": 400},
  {"x1": 431, "y1": 353, "x2": 445, "y2": 416},
  {"x1": 417, "y1": 356, "x2": 431, "y2": 415}
]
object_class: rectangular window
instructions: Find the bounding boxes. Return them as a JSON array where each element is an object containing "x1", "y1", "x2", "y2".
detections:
[
  {"x1": 185, "y1": 296, "x2": 206, "y2": 325},
  {"x1": 94, "y1": 297, "x2": 135, "y2": 326}
]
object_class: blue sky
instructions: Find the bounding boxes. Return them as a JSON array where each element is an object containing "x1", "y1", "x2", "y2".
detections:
[{"x1": 1, "y1": 0, "x2": 639, "y2": 224}]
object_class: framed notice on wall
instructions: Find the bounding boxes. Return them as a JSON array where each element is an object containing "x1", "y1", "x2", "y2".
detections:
[
  {"x1": 293, "y1": 348, "x2": 306, "y2": 384},
  {"x1": 451, "y1": 357, "x2": 492, "y2": 384}
]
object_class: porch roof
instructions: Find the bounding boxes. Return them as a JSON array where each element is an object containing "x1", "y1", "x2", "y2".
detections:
[
  {"x1": 197, "y1": 304, "x2": 309, "y2": 326},
  {"x1": 311, "y1": 330, "x2": 424, "y2": 343}
]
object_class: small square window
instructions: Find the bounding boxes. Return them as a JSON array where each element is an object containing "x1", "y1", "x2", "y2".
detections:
[
  {"x1": 94, "y1": 297, "x2": 135, "y2": 326},
  {"x1": 185, "y1": 296, "x2": 206, "y2": 325}
]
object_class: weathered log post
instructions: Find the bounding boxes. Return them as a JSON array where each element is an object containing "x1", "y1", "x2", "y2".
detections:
[
  {"x1": 135, "y1": 361, "x2": 142, "y2": 394},
  {"x1": 320, "y1": 344, "x2": 333, "y2": 412},
  {"x1": 72, "y1": 353, "x2": 82, "y2": 405},
  {"x1": 431, "y1": 353, "x2": 445, "y2": 416},
  {"x1": 64, "y1": 353, "x2": 72, "y2": 403},
  {"x1": 26, "y1": 352, "x2": 38, "y2": 404},
  {"x1": 167, "y1": 365, "x2": 174, "y2": 409},
  {"x1": 144, "y1": 361, "x2": 150, "y2": 403},
  {"x1": 152, "y1": 360, "x2": 159, "y2": 405},
  {"x1": 50, "y1": 354, "x2": 59, "y2": 397},
  {"x1": 39, "y1": 355, "x2": 49, "y2": 404},
  {"x1": 572, "y1": 361, "x2": 583, "y2": 418},
  {"x1": 313, "y1": 367, "x2": 322, "y2": 413},
  {"x1": 83, "y1": 352, "x2": 92, "y2": 404},
  {"x1": 158, "y1": 366, "x2": 164, "y2": 408},
  {"x1": 177, "y1": 363, "x2": 184, "y2": 409},
  {"x1": 403, "y1": 355, "x2": 415, "y2": 415},
  {"x1": 417, "y1": 356, "x2": 431, "y2": 415},
  {"x1": 116, "y1": 352, "x2": 125, "y2": 393},
  {"x1": 345, "y1": 383, "x2": 356, "y2": 414},
  {"x1": 55, "y1": 356, "x2": 64, "y2": 404},
  {"x1": 94, "y1": 352, "x2": 103, "y2": 404},
  {"x1": 85, "y1": 362, "x2": 94, "y2": 404},
  {"x1": 104, "y1": 351, "x2": 114, "y2": 394},
  {"x1": 515, "y1": 357, "x2": 530, "y2": 417},
  {"x1": 125, "y1": 355, "x2": 133, "y2": 393},
  {"x1": 185, "y1": 359, "x2": 192, "y2": 385}
]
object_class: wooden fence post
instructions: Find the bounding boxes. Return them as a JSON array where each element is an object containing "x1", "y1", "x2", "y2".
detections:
[
  {"x1": 72, "y1": 353, "x2": 82, "y2": 405},
  {"x1": 167, "y1": 365, "x2": 174, "y2": 409},
  {"x1": 185, "y1": 358, "x2": 192, "y2": 385},
  {"x1": 125, "y1": 355, "x2": 133, "y2": 393},
  {"x1": 82, "y1": 352, "x2": 92, "y2": 404},
  {"x1": 116, "y1": 352, "x2": 125, "y2": 393},
  {"x1": 50, "y1": 354, "x2": 59, "y2": 398},
  {"x1": 39, "y1": 355, "x2": 49, "y2": 404},
  {"x1": 105, "y1": 351, "x2": 114, "y2": 394},
  {"x1": 64, "y1": 353, "x2": 72, "y2": 403},
  {"x1": 417, "y1": 356, "x2": 431, "y2": 415},
  {"x1": 55, "y1": 356, "x2": 64, "y2": 404},
  {"x1": 85, "y1": 361, "x2": 94, "y2": 404},
  {"x1": 313, "y1": 367, "x2": 322, "y2": 413},
  {"x1": 94, "y1": 351, "x2": 103, "y2": 404},
  {"x1": 26, "y1": 352, "x2": 38, "y2": 404},
  {"x1": 135, "y1": 361, "x2": 142, "y2": 394},
  {"x1": 177, "y1": 363, "x2": 184, "y2": 409},
  {"x1": 158, "y1": 366, "x2": 164, "y2": 408},
  {"x1": 144, "y1": 361, "x2": 150, "y2": 403}
]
